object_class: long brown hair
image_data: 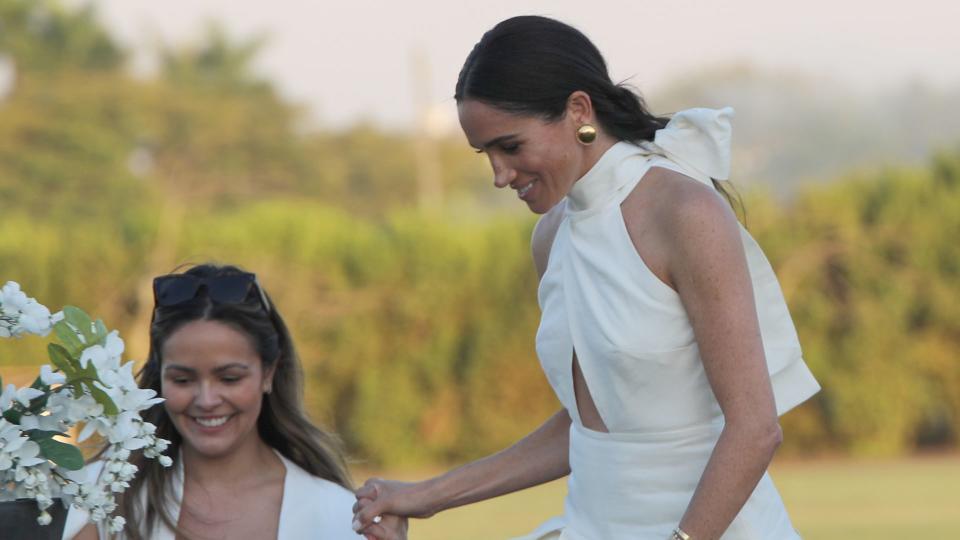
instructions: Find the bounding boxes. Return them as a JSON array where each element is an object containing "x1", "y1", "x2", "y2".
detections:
[{"x1": 114, "y1": 263, "x2": 352, "y2": 539}]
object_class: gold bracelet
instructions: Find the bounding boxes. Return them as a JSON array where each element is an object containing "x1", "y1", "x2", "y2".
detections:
[{"x1": 670, "y1": 527, "x2": 691, "y2": 540}]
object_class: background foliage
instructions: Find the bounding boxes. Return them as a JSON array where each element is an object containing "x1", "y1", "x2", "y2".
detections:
[{"x1": 2, "y1": 0, "x2": 959, "y2": 467}]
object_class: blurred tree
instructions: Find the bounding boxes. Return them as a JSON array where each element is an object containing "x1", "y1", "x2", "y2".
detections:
[{"x1": 0, "y1": 0, "x2": 123, "y2": 74}]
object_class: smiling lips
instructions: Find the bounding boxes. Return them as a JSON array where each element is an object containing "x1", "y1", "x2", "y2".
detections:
[
  {"x1": 516, "y1": 180, "x2": 536, "y2": 198},
  {"x1": 193, "y1": 415, "x2": 231, "y2": 428}
]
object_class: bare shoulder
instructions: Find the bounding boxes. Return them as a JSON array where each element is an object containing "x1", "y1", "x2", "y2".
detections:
[
  {"x1": 624, "y1": 167, "x2": 740, "y2": 253},
  {"x1": 531, "y1": 199, "x2": 567, "y2": 279},
  {"x1": 620, "y1": 167, "x2": 743, "y2": 289}
]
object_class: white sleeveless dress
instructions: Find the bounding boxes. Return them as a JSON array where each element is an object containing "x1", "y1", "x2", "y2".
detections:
[
  {"x1": 61, "y1": 449, "x2": 357, "y2": 540},
  {"x1": 519, "y1": 108, "x2": 820, "y2": 540}
]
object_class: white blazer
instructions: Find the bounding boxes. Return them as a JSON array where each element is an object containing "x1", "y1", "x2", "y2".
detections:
[{"x1": 62, "y1": 450, "x2": 357, "y2": 539}]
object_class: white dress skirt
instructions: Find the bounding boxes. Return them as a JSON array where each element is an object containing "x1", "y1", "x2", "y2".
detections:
[{"x1": 517, "y1": 421, "x2": 799, "y2": 540}]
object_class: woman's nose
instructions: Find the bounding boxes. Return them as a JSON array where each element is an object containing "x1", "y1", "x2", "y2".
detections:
[
  {"x1": 491, "y1": 158, "x2": 517, "y2": 188},
  {"x1": 195, "y1": 381, "x2": 223, "y2": 409}
]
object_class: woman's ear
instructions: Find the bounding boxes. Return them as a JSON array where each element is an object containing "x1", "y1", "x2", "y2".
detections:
[
  {"x1": 262, "y1": 362, "x2": 277, "y2": 394},
  {"x1": 565, "y1": 90, "x2": 595, "y2": 125}
]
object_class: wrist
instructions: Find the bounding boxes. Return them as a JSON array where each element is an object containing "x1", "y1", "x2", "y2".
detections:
[
  {"x1": 417, "y1": 475, "x2": 448, "y2": 516},
  {"x1": 669, "y1": 527, "x2": 691, "y2": 540}
]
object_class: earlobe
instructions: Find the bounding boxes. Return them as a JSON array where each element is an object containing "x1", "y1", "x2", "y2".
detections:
[{"x1": 566, "y1": 90, "x2": 595, "y2": 125}]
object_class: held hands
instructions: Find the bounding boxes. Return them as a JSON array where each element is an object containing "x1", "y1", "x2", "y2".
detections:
[
  {"x1": 352, "y1": 477, "x2": 435, "y2": 538},
  {"x1": 351, "y1": 497, "x2": 408, "y2": 540}
]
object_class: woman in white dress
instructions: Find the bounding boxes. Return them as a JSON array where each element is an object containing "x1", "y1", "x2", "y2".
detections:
[
  {"x1": 65, "y1": 264, "x2": 406, "y2": 540},
  {"x1": 352, "y1": 16, "x2": 819, "y2": 540}
]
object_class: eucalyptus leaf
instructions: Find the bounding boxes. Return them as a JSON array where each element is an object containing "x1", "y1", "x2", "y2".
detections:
[
  {"x1": 63, "y1": 306, "x2": 95, "y2": 345},
  {"x1": 53, "y1": 319, "x2": 85, "y2": 356},
  {"x1": 37, "y1": 438, "x2": 84, "y2": 471},
  {"x1": 27, "y1": 391, "x2": 49, "y2": 414},
  {"x1": 27, "y1": 430, "x2": 65, "y2": 441},
  {"x1": 85, "y1": 382, "x2": 118, "y2": 416},
  {"x1": 47, "y1": 343, "x2": 77, "y2": 378},
  {"x1": 80, "y1": 361, "x2": 102, "y2": 384},
  {"x1": 30, "y1": 375, "x2": 49, "y2": 391},
  {"x1": 94, "y1": 319, "x2": 108, "y2": 343},
  {"x1": 3, "y1": 408, "x2": 22, "y2": 424}
]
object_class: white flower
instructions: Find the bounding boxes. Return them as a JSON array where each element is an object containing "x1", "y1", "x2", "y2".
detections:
[
  {"x1": 47, "y1": 392, "x2": 102, "y2": 424},
  {"x1": 109, "y1": 515, "x2": 126, "y2": 532},
  {"x1": 79, "y1": 345, "x2": 112, "y2": 371},
  {"x1": 1, "y1": 281, "x2": 28, "y2": 310},
  {"x1": 20, "y1": 302, "x2": 55, "y2": 336},
  {"x1": 0, "y1": 282, "x2": 58, "y2": 337},
  {"x1": 2, "y1": 281, "x2": 173, "y2": 530},
  {"x1": 18, "y1": 413, "x2": 64, "y2": 432},
  {"x1": 0, "y1": 419, "x2": 45, "y2": 470},
  {"x1": 104, "y1": 331, "x2": 124, "y2": 360},
  {"x1": 36, "y1": 492, "x2": 53, "y2": 510},
  {"x1": 0, "y1": 383, "x2": 14, "y2": 410},
  {"x1": 1, "y1": 383, "x2": 44, "y2": 410},
  {"x1": 40, "y1": 364, "x2": 66, "y2": 385}
]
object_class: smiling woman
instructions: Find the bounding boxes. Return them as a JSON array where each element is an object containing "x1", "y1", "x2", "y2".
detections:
[{"x1": 62, "y1": 264, "x2": 407, "y2": 540}]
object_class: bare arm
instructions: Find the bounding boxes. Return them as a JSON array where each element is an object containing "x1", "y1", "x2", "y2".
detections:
[
  {"x1": 667, "y1": 179, "x2": 782, "y2": 539},
  {"x1": 352, "y1": 206, "x2": 570, "y2": 529},
  {"x1": 626, "y1": 171, "x2": 782, "y2": 539},
  {"x1": 353, "y1": 409, "x2": 571, "y2": 526}
]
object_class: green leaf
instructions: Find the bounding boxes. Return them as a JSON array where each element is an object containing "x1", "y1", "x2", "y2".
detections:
[
  {"x1": 3, "y1": 408, "x2": 22, "y2": 424},
  {"x1": 79, "y1": 360, "x2": 102, "y2": 385},
  {"x1": 37, "y1": 438, "x2": 84, "y2": 470},
  {"x1": 53, "y1": 319, "x2": 86, "y2": 356},
  {"x1": 27, "y1": 430, "x2": 66, "y2": 441},
  {"x1": 63, "y1": 306, "x2": 95, "y2": 345},
  {"x1": 94, "y1": 319, "x2": 108, "y2": 343},
  {"x1": 48, "y1": 343, "x2": 78, "y2": 378},
  {"x1": 27, "y1": 395, "x2": 49, "y2": 414},
  {"x1": 85, "y1": 382, "x2": 118, "y2": 416}
]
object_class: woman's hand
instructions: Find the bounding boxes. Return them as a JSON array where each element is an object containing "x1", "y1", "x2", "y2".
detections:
[
  {"x1": 352, "y1": 477, "x2": 436, "y2": 533},
  {"x1": 353, "y1": 410, "x2": 573, "y2": 534},
  {"x1": 353, "y1": 496, "x2": 408, "y2": 540}
]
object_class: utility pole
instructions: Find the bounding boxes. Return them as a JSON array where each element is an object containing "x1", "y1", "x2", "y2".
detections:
[{"x1": 411, "y1": 46, "x2": 443, "y2": 212}]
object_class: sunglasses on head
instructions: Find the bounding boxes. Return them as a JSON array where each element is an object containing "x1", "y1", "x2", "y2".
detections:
[{"x1": 152, "y1": 272, "x2": 271, "y2": 312}]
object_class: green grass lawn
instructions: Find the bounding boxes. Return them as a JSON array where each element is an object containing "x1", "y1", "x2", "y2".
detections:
[{"x1": 362, "y1": 454, "x2": 960, "y2": 539}]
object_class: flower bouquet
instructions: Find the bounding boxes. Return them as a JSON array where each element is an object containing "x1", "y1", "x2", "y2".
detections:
[{"x1": 1, "y1": 281, "x2": 171, "y2": 536}]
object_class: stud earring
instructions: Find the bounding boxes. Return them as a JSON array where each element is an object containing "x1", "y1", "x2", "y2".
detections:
[{"x1": 576, "y1": 124, "x2": 597, "y2": 145}]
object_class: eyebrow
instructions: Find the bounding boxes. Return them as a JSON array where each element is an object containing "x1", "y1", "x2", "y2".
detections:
[
  {"x1": 163, "y1": 363, "x2": 252, "y2": 374},
  {"x1": 474, "y1": 133, "x2": 520, "y2": 151}
]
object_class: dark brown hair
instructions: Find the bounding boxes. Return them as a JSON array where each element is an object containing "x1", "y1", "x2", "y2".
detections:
[{"x1": 456, "y1": 15, "x2": 742, "y2": 214}]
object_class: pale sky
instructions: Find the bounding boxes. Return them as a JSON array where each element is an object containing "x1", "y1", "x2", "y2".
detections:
[{"x1": 74, "y1": 0, "x2": 960, "y2": 129}]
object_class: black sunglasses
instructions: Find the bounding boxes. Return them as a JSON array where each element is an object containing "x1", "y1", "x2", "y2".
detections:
[{"x1": 152, "y1": 272, "x2": 271, "y2": 312}]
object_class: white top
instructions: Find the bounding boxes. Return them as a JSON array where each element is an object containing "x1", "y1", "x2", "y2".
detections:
[
  {"x1": 535, "y1": 107, "x2": 820, "y2": 434},
  {"x1": 62, "y1": 449, "x2": 357, "y2": 540}
]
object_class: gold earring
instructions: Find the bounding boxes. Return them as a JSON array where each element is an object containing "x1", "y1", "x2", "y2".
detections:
[{"x1": 576, "y1": 124, "x2": 597, "y2": 145}]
